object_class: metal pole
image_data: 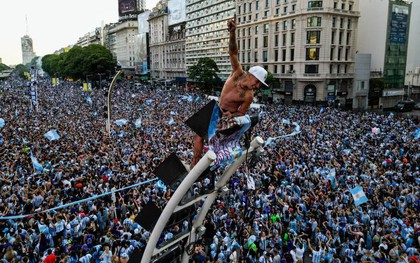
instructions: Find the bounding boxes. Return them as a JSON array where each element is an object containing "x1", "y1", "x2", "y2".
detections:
[
  {"x1": 106, "y1": 70, "x2": 123, "y2": 135},
  {"x1": 140, "y1": 151, "x2": 217, "y2": 263},
  {"x1": 181, "y1": 136, "x2": 264, "y2": 263}
]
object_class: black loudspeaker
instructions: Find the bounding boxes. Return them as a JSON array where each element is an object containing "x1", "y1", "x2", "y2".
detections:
[
  {"x1": 134, "y1": 202, "x2": 162, "y2": 231},
  {"x1": 154, "y1": 152, "x2": 188, "y2": 187},
  {"x1": 184, "y1": 100, "x2": 217, "y2": 139}
]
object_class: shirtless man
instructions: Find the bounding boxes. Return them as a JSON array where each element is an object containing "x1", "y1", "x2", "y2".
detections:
[{"x1": 191, "y1": 14, "x2": 268, "y2": 169}]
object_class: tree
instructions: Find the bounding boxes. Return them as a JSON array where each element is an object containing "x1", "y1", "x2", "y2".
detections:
[
  {"x1": 187, "y1": 57, "x2": 221, "y2": 92},
  {"x1": 0, "y1": 63, "x2": 11, "y2": 72},
  {"x1": 41, "y1": 44, "x2": 115, "y2": 80}
]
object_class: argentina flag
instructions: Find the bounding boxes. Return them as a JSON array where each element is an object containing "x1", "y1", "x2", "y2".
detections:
[
  {"x1": 350, "y1": 186, "x2": 368, "y2": 206},
  {"x1": 30, "y1": 152, "x2": 44, "y2": 172},
  {"x1": 44, "y1": 130, "x2": 60, "y2": 141}
]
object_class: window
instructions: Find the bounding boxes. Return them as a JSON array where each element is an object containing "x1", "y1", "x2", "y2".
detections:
[
  {"x1": 274, "y1": 65, "x2": 278, "y2": 73},
  {"x1": 349, "y1": 4, "x2": 353, "y2": 11},
  {"x1": 290, "y1": 48, "x2": 294, "y2": 61},
  {"x1": 277, "y1": 0, "x2": 281, "y2": 4},
  {"x1": 307, "y1": 16, "x2": 321, "y2": 27},
  {"x1": 333, "y1": 2, "x2": 337, "y2": 9},
  {"x1": 255, "y1": 25, "x2": 259, "y2": 34},
  {"x1": 275, "y1": 22, "x2": 280, "y2": 31},
  {"x1": 340, "y1": 18, "x2": 344, "y2": 28},
  {"x1": 339, "y1": 31, "x2": 343, "y2": 45},
  {"x1": 275, "y1": 50, "x2": 279, "y2": 61},
  {"x1": 238, "y1": 40, "x2": 241, "y2": 49},
  {"x1": 337, "y1": 64, "x2": 340, "y2": 73},
  {"x1": 256, "y1": 0, "x2": 260, "y2": 9},
  {"x1": 347, "y1": 19, "x2": 352, "y2": 29},
  {"x1": 283, "y1": 20, "x2": 288, "y2": 30},
  {"x1": 242, "y1": 28, "x2": 246, "y2": 37},
  {"x1": 291, "y1": 32, "x2": 295, "y2": 45},
  {"x1": 292, "y1": 4, "x2": 296, "y2": 11},
  {"x1": 255, "y1": 37, "x2": 258, "y2": 48},
  {"x1": 291, "y1": 19, "x2": 296, "y2": 29},
  {"x1": 266, "y1": 0, "x2": 270, "y2": 8},
  {"x1": 263, "y1": 51, "x2": 268, "y2": 62},
  {"x1": 238, "y1": 6, "x2": 241, "y2": 15},
  {"x1": 305, "y1": 64, "x2": 319, "y2": 73},
  {"x1": 248, "y1": 52, "x2": 251, "y2": 62},
  {"x1": 306, "y1": 48, "x2": 320, "y2": 60},
  {"x1": 264, "y1": 23, "x2": 269, "y2": 33},
  {"x1": 274, "y1": 34, "x2": 279, "y2": 46},
  {"x1": 330, "y1": 64, "x2": 333, "y2": 73},
  {"x1": 338, "y1": 47, "x2": 342, "y2": 60},
  {"x1": 332, "y1": 17, "x2": 336, "y2": 27},
  {"x1": 255, "y1": 13, "x2": 259, "y2": 19},
  {"x1": 307, "y1": 31, "x2": 321, "y2": 44},
  {"x1": 282, "y1": 65, "x2": 286, "y2": 73},
  {"x1": 248, "y1": 38, "x2": 251, "y2": 49},
  {"x1": 330, "y1": 47, "x2": 335, "y2": 60},
  {"x1": 276, "y1": 8, "x2": 280, "y2": 15},
  {"x1": 242, "y1": 52, "x2": 245, "y2": 62},
  {"x1": 263, "y1": 36, "x2": 268, "y2": 47},
  {"x1": 264, "y1": 10, "x2": 270, "y2": 16},
  {"x1": 244, "y1": 3, "x2": 247, "y2": 13},
  {"x1": 249, "y1": 3, "x2": 252, "y2": 10},
  {"x1": 345, "y1": 48, "x2": 349, "y2": 60},
  {"x1": 282, "y1": 33, "x2": 287, "y2": 46},
  {"x1": 341, "y1": 3, "x2": 345, "y2": 9},
  {"x1": 282, "y1": 49, "x2": 286, "y2": 61},
  {"x1": 331, "y1": 31, "x2": 335, "y2": 44},
  {"x1": 346, "y1": 32, "x2": 351, "y2": 45},
  {"x1": 308, "y1": 1, "x2": 323, "y2": 9},
  {"x1": 254, "y1": 51, "x2": 258, "y2": 62},
  {"x1": 344, "y1": 64, "x2": 348, "y2": 73},
  {"x1": 284, "y1": 6, "x2": 288, "y2": 13}
]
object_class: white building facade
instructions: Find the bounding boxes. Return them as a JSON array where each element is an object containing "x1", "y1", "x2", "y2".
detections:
[
  {"x1": 236, "y1": 0, "x2": 360, "y2": 105},
  {"x1": 185, "y1": 0, "x2": 236, "y2": 81}
]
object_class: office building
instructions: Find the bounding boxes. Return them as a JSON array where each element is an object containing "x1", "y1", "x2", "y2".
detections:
[
  {"x1": 236, "y1": 0, "x2": 360, "y2": 105},
  {"x1": 21, "y1": 35, "x2": 36, "y2": 66},
  {"x1": 148, "y1": 0, "x2": 187, "y2": 84}
]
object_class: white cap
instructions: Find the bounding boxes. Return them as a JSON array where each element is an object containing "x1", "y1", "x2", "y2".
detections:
[{"x1": 248, "y1": 66, "x2": 268, "y2": 87}]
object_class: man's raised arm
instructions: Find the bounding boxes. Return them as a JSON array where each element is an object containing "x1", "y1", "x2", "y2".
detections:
[{"x1": 227, "y1": 14, "x2": 242, "y2": 74}]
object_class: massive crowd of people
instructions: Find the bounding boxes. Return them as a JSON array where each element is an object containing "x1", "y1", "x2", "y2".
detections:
[{"x1": 0, "y1": 77, "x2": 419, "y2": 263}]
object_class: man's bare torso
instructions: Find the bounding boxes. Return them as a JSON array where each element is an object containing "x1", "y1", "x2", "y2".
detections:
[{"x1": 219, "y1": 73, "x2": 253, "y2": 114}]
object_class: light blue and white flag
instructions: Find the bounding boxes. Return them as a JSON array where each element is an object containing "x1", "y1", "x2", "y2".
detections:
[
  {"x1": 135, "y1": 118, "x2": 142, "y2": 128},
  {"x1": 44, "y1": 130, "x2": 60, "y2": 141},
  {"x1": 155, "y1": 180, "x2": 167, "y2": 192},
  {"x1": 343, "y1": 149, "x2": 351, "y2": 155},
  {"x1": 30, "y1": 152, "x2": 44, "y2": 172},
  {"x1": 146, "y1": 99, "x2": 154, "y2": 105},
  {"x1": 415, "y1": 127, "x2": 420, "y2": 140},
  {"x1": 0, "y1": 118, "x2": 4, "y2": 128},
  {"x1": 350, "y1": 186, "x2": 368, "y2": 206},
  {"x1": 168, "y1": 116, "x2": 175, "y2": 125},
  {"x1": 282, "y1": 119, "x2": 291, "y2": 125},
  {"x1": 170, "y1": 111, "x2": 177, "y2": 115},
  {"x1": 86, "y1": 96, "x2": 92, "y2": 105},
  {"x1": 115, "y1": 119, "x2": 129, "y2": 126}
]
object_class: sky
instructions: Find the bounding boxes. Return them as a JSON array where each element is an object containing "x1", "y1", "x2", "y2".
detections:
[{"x1": 0, "y1": 0, "x2": 159, "y2": 66}]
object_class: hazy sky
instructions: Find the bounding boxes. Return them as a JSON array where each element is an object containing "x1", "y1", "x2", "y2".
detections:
[{"x1": 0, "y1": 0, "x2": 159, "y2": 66}]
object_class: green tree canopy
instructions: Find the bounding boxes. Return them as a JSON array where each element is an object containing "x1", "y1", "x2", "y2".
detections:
[
  {"x1": 41, "y1": 44, "x2": 115, "y2": 80},
  {"x1": 0, "y1": 63, "x2": 11, "y2": 72},
  {"x1": 187, "y1": 57, "x2": 222, "y2": 92}
]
